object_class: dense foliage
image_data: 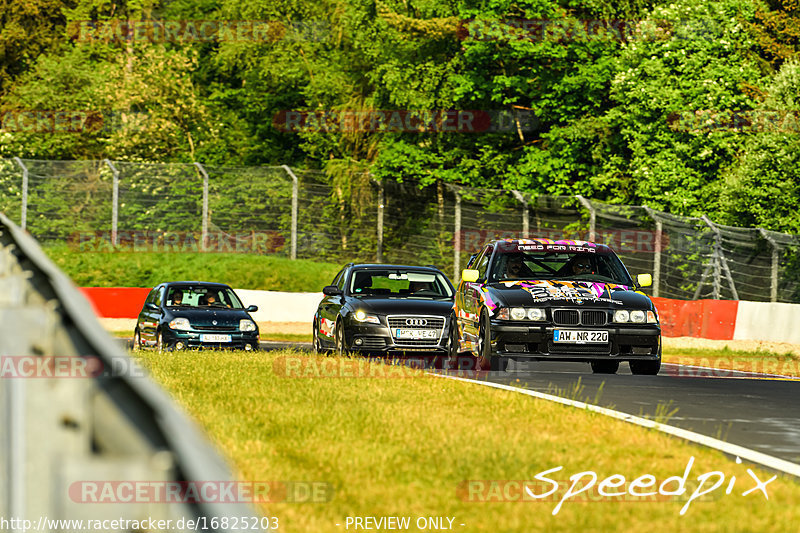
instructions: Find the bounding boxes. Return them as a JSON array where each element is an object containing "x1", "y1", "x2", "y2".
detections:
[{"x1": 1, "y1": 0, "x2": 799, "y2": 232}]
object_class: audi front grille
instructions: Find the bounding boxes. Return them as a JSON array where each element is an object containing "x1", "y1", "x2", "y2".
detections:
[{"x1": 387, "y1": 315, "x2": 446, "y2": 347}]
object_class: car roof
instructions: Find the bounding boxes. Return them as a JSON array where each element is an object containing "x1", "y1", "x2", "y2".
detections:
[
  {"x1": 349, "y1": 264, "x2": 443, "y2": 272},
  {"x1": 484, "y1": 238, "x2": 614, "y2": 254},
  {"x1": 160, "y1": 281, "x2": 233, "y2": 288}
]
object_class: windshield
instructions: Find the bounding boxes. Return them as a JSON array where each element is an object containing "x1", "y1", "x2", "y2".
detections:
[
  {"x1": 166, "y1": 285, "x2": 244, "y2": 309},
  {"x1": 491, "y1": 251, "x2": 633, "y2": 285},
  {"x1": 348, "y1": 269, "x2": 454, "y2": 298}
]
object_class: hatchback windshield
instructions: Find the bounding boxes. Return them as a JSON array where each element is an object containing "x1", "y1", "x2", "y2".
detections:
[
  {"x1": 492, "y1": 251, "x2": 633, "y2": 285},
  {"x1": 349, "y1": 270, "x2": 454, "y2": 298},
  {"x1": 166, "y1": 286, "x2": 244, "y2": 308}
]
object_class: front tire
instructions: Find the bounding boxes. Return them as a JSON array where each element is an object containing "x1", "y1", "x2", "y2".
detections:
[
  {"x1": 446, "y1": 315, "x2": 475, "y2": 371},
  {"x1": 313, "y1": 320, "x2": 324, "y2": 354},
  {"x1": 476, "y1": 311, "x2": 492, "y2": 371},
  {"x1": 156, "y1": 330, "x2": 164, "y2": 353},
  {"x1": 133, "y1": 329, "x2": 141, "y2": 351},
  {"x1": 591, "y1": 360, "x2": 619, "y2": 374},
  {"x1": 334, "y1": 321, "x2": 345, "y2": 355}
]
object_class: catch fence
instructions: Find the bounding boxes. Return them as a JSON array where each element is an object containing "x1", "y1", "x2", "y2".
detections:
[{"x1": 1, "y1": 157, "x2": 797, "y2": 302}]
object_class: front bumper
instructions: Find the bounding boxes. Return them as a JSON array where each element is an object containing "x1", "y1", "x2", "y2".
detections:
[
  {"x1": 489, "y1": 320, "x2": 661, "y2": 362},
  {"x1": 163, "y1": 328, "x2": 260, "y2": 350},
  {"x1": 342, "y1": 322, "x2": 451, "y2": 356}
]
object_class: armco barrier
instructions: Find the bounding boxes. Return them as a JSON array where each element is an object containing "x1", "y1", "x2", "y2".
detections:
[
  {"x1": 734, "y1": 301, "x2": 800, "y2": 344},
  {"x1": 80, "y1": 287, "x2": 793, "y2": 344},
  {"x1": 80, "y1": 286, "x2": 324, "y2": 323},
  {"x1": 0, "y1": 214, "x2": 262, "y2": 530}
]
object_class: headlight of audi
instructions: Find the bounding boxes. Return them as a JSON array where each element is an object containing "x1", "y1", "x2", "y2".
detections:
[
  {"x1": 168, "y1": 317, "x2": 191, "y2": 330},
  {"x1": 354, "y1": 310, "x2": 380, "y2": 324},
  {"x1": 497, "y1": 307, "x2": 546, "y2": 321},
  {"x1": 239, "y1": 319, "x2": 257, "y2": 332}
]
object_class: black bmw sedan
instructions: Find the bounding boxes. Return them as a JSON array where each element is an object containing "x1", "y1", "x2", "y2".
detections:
[
  {"x1": 134, "y1": 281, "x2": 260, "y2": 351},
  {"x1": 313, "y1": 263, "x2": 456, "y2": 363},
  {"x1": 453, "y1": 238, "x2": 661, "y2": 374}
]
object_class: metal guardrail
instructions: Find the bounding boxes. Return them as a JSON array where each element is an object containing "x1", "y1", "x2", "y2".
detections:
[{"x1": 0, "y1": 212, "x2": 263, "y2": 531}]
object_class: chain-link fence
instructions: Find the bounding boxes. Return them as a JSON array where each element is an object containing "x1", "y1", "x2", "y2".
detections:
[{"x1": 1, "y1": 157, "x2": 798, "y2": 303}]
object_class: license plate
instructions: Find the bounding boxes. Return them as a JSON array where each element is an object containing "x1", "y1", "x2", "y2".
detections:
[
  {"x1": 200, "y1": 334, "x2": 231, "y2": 343},
  {"x1": 553, "y1": 330, "x2": 609, "y2": 344},
  {"x1": 395, "y1": 329, "x2": 437, "y2": 340}
]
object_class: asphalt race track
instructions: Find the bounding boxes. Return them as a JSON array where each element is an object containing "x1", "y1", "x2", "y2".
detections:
[
  {"x1": 487, "y1": 360, "x2": 800, "y2": 468},
  {"x1": 121, "y1": 338, "x2": 800, "y2": 471}
]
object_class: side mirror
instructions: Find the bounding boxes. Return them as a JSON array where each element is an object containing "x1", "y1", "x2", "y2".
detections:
[
  {"x1": 462, "y1": 269, "x2": 480, "y2": 283},
  {"x1": 637, "y1": 273, "x2": 653, "y2": 288},
  {"x1": 246, "y1": 305, "x2": 258, "y2": 312},
  {"x1": 146, "y1": 303, "x2": 159, "y2": 311},
  {"x1": 323, "y1": 285, "x2": 343, "y2": 296}
]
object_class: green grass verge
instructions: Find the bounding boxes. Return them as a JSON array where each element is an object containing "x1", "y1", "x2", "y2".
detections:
[
  {"x1": 44, "y1": 244, "x2": 341, "y2": 290},
  {"x1": 135, "y1": 350, "x2": 800, "y2": 532}
]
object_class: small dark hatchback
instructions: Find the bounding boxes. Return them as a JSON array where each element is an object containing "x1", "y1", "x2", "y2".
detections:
[{"x1": 134, "y1": 281, "x2": 260, "y2": 351}]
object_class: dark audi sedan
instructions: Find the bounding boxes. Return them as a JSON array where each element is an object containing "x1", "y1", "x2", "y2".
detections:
[
  {"x1": 313, "y1": 263, "x2": 456, "y2": 363},
  {"x1": 453, "y1": 239, "x2": 661, "y2": 374},
  {"x1": 134, "y1": 281, "x2": 260, "y2": 351}
]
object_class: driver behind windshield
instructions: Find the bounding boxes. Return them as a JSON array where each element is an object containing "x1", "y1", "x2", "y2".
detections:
[
  {"x1": 559, "y1": 255, "x2": 594, "y2": 276},
  {"x1": 503, "y1": 254, "x2": 535, "y2": 279}
]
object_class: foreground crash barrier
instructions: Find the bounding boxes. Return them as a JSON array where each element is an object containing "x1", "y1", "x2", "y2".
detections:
[{"x1": 0, "y1": 213, "x2": 262, "y2": 531}]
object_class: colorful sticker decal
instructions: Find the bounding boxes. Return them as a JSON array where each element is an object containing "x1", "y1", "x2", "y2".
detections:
[
  {"x1": 496, "y1": 238, "x2": 599, "y2": 254},
  {"x1": 498, "y1": 280, "x2": 627, "y2": 305},
  {"x1": 481, "y1": 286, "x2": 499, "y2": 311}
]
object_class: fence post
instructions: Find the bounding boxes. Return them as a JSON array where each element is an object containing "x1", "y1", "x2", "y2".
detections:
[
  {"x1": 575, "y1": 195, "x2": 595, "y2": 241},
  {"x1": 281, "y1": 165, "x2": 299, "y2": 260},
  {"x1": 453, "y1": 189, "x2": 462, "y2": 282},
  {"x1": 701, "y1": 215, "x2": 739, "y2": 300},
  {"x1": 194, "y1": 162, "x2": 209, "y2": 252},
  {"x1": 643, "y1": 207, "x2": 662, "y2": 298},
  {"x1": 104, "y1": 159, "x2": 119, "y2": 246},
  {"x1": 759, "y1": 229, "x2": 779, "y2": 303},
  {"x1": 376, "y1": 179, "x2": 384, "y2": 263},
  {"x1": 511, "y1": 190, "x2": 529, "y2": 238},
  {"x1": 12, "y1": 157, "x2": 27, "y2": 231}
]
